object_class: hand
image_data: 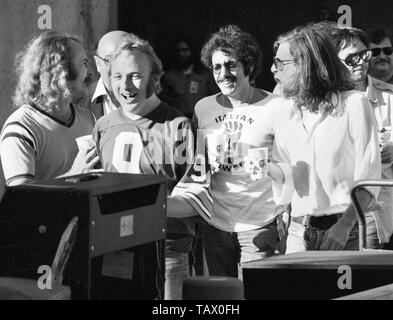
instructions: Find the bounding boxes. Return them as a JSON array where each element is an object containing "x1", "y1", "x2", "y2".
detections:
[
  {"x1": 67, "y1": 146, "x2": 99, "y2": 176},
  {"x1": 319, "y1": 221, "x2": 351, "y2": 250},
  {"x1": 267, "y1": 162, "x2": 284, "y2": 183},
  {"x1": 243, "y1": 155, "x2": 258, "y2": 180},
  {"x1": 381, "y1": 144, "x2": 393, "y2": 164},
  {"x1": 244, "y1": 155, "x2": 273, "y2": 181}
]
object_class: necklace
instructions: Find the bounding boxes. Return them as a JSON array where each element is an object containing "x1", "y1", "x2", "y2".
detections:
[{"x1": 221, "y1": 87, "x2": 254, "y2": 107}]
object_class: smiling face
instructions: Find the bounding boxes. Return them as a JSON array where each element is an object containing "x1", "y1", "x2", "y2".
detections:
[
  {"x1": 369, "y1": 37, "x2": 393, "y2": 77},
  {"x1": 110, "y1": 50, "x2": 154, "y2": 114},
  {"x1": 211, "y1": 50, "x2": 250, "y2": 100},
  {"x1": 338, "y1": 40, "x2": 369, "y2": 84},
  {"x1": 270, "y1": 41, "x2": 297, "y2": 95},
  {"x1": 68, "y1": 40, "x2": 93, "y2": 100}
]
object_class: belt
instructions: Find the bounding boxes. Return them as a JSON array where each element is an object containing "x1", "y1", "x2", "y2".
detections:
[{"x1": 291, "y1": 214, "x2": 342, "y2": 229}]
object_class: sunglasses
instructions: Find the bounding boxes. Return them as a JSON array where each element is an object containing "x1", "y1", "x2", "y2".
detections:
[
  {"x1": 371, "y1": 47, "x2": 393, "y2": 57},
  {"x1": 341, "y1": 50, "x2": 372, "y2": 67}
]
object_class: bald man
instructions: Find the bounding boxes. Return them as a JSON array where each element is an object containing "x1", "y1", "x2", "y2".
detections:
[{"x1": 90, "y1": 30, "x2": 131, "y2": 119}]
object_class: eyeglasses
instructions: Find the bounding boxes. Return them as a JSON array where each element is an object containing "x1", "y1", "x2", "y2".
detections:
[
  {"x1": 211, "y1": 61, "x2": 238, "y2": 74},
  {"x1": 273, "y1": 57, "x2": 294, "y2": 71},
  {"x1": 371, "y1": 47, "x2": 393, "y2": 57},
  {"x1": 341, "y1": 50, "x2": 372, "y2": 67},
  {"x1": 94, "y1": 54, "x2": 110, "y2": 65}
]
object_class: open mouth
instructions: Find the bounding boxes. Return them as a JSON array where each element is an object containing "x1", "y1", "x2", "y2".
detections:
[{"x1": 121, "y1": 92, "x2": 138, "y2": 102}]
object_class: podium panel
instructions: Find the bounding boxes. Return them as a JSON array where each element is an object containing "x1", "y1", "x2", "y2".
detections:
[
  {"x1": 0, "y1": 172, "x2": 167, "y2": 300},
  {"x1": 242, "y1": 251, "x2": 393, "y2": 300}
]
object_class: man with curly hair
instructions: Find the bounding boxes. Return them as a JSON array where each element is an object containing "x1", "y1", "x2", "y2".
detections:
[
  {"x1": 0, "y1": 31, "x2": 98, "y2": 186},
  {"x1": 169, "y1": 25, "x2": 293, "y2": 278}
]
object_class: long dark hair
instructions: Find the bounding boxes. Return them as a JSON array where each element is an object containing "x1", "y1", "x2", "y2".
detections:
[{"x1": 275, "y1": 24, "x2": 354, "y2": 113}]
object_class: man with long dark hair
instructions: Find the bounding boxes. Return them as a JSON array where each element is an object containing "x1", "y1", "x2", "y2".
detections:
[
  {"x1": 329, "y1": 26, "x2": 393, "y2": 250},
  {"x1": 271, "y1": 24, "x2": 381, "y2": 252}
]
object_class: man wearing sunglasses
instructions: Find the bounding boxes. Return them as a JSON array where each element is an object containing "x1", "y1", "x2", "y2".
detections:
[
  {"x1": 368, "y1": 27, "x2": 393, "y2": 84},
  {"x1": 330, "y1": 26, "x2": 393, "y2": 250},
  {"x1": 90, "y1": 30, "x2": 132, "y2": 119}
]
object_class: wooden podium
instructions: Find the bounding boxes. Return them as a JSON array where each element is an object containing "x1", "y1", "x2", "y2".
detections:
[
  {"x1": 243, "y1": 180, "x2": 393, "y2": 300},
  {"x1": 0, "y1": 172, "x2": 167, "y2": 300}
]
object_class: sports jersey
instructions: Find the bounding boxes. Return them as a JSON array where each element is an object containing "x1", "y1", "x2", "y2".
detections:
[
  {"x1": 93, "y1": 102, "x2": 195, "y2": 247},
  {"x1": 0, "y1": 103, "x2": 95, "y2": 185}
]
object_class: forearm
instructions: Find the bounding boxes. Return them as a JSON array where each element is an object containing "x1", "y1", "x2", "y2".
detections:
[
  {"x1": 167, "y1": 195, "x2": 197, "y2": 218},
  {"x1": 340, "y1": 187, "x2": 374, "y2": 229}
]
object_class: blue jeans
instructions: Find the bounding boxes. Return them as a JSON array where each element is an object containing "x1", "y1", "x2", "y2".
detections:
[
  {"x1": 286, "y1": 217, "x2": 359, "y2": 253},
  {"x1": 164, "y1": 217, "x2": 201, "y2": 300},
  {"x1": 201, "y1": 220, "x2": 279, "y2": 278},
  {"x1": 164, "y1": 250, "x2": 190, "y2": 300},
  {"x1": 366, "y1": 212, "x2": 384, "y2": 249}
]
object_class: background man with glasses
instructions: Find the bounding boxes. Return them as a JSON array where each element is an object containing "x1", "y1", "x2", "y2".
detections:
[
  {"x1": 90, "y1": 30, "x2": 132, "y2": 119},
  {"x1": 368, "y1": 27, "x2": 393, "y2": 84},
  {"x1": 330, "y1": 26, "x2": 393, "y2": 250}
]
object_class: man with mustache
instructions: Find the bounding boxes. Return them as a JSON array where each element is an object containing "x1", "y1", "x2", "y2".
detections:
[
  {"x1": 170, "y1": 25, "x2": 293, "y2": 277},
  {"x1": 368, "y1": 27, "x2": 393, "y2": 84},
  {"x1": 90, "y1": 30, "x2": 132, "y2": 119},
  {"x1": 330, "y1": 26, "x2": 393, "y2": 250},
  {"x1": 0, "y1": 31, "x2": 98, "y2": 186}
]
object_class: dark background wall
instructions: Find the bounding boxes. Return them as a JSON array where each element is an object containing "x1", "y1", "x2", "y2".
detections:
[{"x1": 118, "y1": 0, "x2": 393, "y2": 92}]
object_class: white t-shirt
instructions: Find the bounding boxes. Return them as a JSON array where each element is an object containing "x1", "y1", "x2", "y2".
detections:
[{"x1": 193, "y1": 92, "x2": 291, "y2": 232}]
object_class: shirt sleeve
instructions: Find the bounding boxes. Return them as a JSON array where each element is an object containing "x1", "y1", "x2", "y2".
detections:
[
  {"x1": 348, "y1": 94, "x2": 382, "y2": 198},
  {"x1": 0, "y1": 122, "x2": 36, "y2": 185},
  {"x1": 171, "y1": 124, "x2": 213, "y2": 223}
]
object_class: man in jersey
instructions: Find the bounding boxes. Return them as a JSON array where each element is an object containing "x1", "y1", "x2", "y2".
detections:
[
  {"x1": 0, "y1": 31, "x2": 98, "y2": 186},
  {"x1": 90, "y1": 30, "x2": 132, "y2": 119},
  {"x1": 93, "y1": 35, "x2": 196, "y2": 300},
  {"x1": 170, "y1": 25, "x2": 293, "y2": 278}
]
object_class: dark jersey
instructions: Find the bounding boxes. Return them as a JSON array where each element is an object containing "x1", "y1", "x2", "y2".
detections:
[{"x1": 93, "y1": 102, "x2": 196, "y2": 250}]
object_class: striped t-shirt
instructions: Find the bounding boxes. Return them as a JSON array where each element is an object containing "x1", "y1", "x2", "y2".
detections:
[{"x1": 0, "y1": 103, "x2": 95, "y2": 185}]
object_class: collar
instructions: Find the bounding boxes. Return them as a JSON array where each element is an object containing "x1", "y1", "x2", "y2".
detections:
[
  {"x1": 366, "y1": 75, "x2": 383, "y2": 105},
  {"x1": 91, "y1": 77, "x2": 110, "y2": 103},
  {"x1": 122, "y1": 93, "x2": 161, "y2": 120}
]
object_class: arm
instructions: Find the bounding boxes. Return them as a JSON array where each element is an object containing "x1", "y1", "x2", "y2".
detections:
[
  {"x1": 321, "y1": 96, "x2": 381, "y2": 250},
  {"x1": 0, "y1": 122, "x2": 36, "y2": 186},
  {"x1": 57, "y1": 147, "x2": 99, "y2": 178},
  {"x1": 167, "y1": 195, "x2": 197, "y2": 218}
]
